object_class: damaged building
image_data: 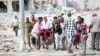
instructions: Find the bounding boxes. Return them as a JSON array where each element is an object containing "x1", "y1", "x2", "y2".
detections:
[
  {"x1": 0, "y1": 0, "x2": 100, "y2": 13},
  {"x1": 0, "y1": 0, "x2": 35, "y2": 13}
]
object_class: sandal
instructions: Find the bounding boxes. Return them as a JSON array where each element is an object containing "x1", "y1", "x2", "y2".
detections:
[{"x1": 68, "y1": 50, "x2": 73, "y2": 53}]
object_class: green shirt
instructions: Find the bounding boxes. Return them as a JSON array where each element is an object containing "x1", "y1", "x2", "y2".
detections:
[
  {"x1": 13, "y1": 19, "x2": 19, "y2": 26},
  {"x1": 25, "y1": 22, "x2": 33, "y2": 33}
]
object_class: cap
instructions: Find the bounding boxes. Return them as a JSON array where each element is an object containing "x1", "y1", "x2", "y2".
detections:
[{"x1": 92, "y1": 13, "x2": 97, "y2": 17}]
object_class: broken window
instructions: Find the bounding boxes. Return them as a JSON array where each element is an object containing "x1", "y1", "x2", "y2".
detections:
[
  {"x1": 0, "y1": 2, "x2": 7, "y2": 12},
  {"x1": 24, "y1": 0, "x2": 28, "y2": 10},
  {"x1": 12, "y1": 1, "x2": 19, "y2": 11}
]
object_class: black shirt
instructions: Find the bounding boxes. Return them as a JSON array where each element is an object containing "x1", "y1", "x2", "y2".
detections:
[{"x1": 53, "y1": 23, "x2": 62, "y2": 35}]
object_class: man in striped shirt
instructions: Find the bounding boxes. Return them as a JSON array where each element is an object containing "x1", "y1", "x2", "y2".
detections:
[{"x1": 66, "y1": 13, "x2": 76, "y2": 53}]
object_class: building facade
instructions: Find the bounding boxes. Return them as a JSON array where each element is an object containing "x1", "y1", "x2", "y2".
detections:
[
  {"x1": 0, "y1": 0, "x2": 100, "y2": 13},
  {"x1": 88, "y1": 0, "x2": 100, "y2": 9},
  {"x1": 0, "y1": 0, "x2": 33, "y2": 13}
]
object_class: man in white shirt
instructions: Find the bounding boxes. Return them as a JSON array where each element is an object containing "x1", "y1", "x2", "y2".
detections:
[
  {"x1": 41, "y1": 16, "x2": 53, "y2": 49},
  {"x1": 42, "y1": 16, "x2": 52, "y2": 29},
  {"x1": 58, "y1": 16, "x2": 66, "y2": 50},
  {"x1": 89, "y1": 13, "x2": 100, "y2": 51}
]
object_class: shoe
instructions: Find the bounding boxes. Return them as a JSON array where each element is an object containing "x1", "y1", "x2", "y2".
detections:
[
  {"x1": 28, "y1": 49, "x2": 32, "y2": 52},
  {"x1": 61, "y1": 48, "x2": 66, "y2": 50},
  {"x1": 36, "y1": 47, "x2": 40, "y2": 50},
  {"x1": 96, "y1": 49, "x2": 100, "y2": 51},
  {"x1": 55, "y1": 49, "x2": 59, "y2": 51},
  {"x1": 42, "y1": 44, "x2": 45, "y2": 49},
  {"x1": 29, "y1": 45, "x2": 33, "y2": 49},
  {"x1": 68, "y1": 50, "x2": 73, "y2": 53},
  {"x1": 80, "y1": 53, "x2": 85, "y2": 56},
  {"x1": 90, "y1": 47, "x2": 96, "y2": 50},
  {"x1": 54, "y1": 47, "x2": 56, "y2": 49},
  {"x1": 76, "y1": 48, "x2": 79, "y2": 50},
  {"x1": 92, "y1": 48, "x2": 96, "y2": 50},
  {"x1": 46, "y1": 47, "x2": 49, "y2": 50}
]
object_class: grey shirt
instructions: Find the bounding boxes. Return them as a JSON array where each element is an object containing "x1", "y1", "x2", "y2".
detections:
[{"x1": 91, "y1": 16, "x2": 100, "y2": 32}]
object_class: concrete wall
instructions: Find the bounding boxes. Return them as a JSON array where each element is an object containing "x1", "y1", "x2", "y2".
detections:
[
  {"x1": 88, "y1": 0, "x2": 100, "y2": 9},
  {"x1": 73, "y1": 0, "x2": 85, "y2": 9}
]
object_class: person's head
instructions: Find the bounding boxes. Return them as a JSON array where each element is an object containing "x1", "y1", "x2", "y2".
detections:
[
  {"x1": 54, "y1": 16, "x2": 57, "y2": 21},
  {"x1": 61, "y1": 13, "x2": 64, "y2": 16},
  {"x1": 58, "y1": 16, "x2": 64, "y2": 23},
  {"x1": 44, "y1": 16, "x2": 47, "y2": 22},
  {"x1": 92, "y1": 13, "x2": 97, "y2": 17},
  {"x1": 57, "y1": 19, "x2": 60, "y2": 24},
  {"x1": 79, "y1": 17, "x2": 84, "y2": 23},
  {"x1": 58, "y1": 16, "x2": 61, "y2": 19},
  {"x1": 31, "y1": 15, "x2": 35, "y2": 21},
  {"x1": 60, "y1": 17, "x2": 64, "y2": 23},
  {"x1": 57, "y1": 16, "x2": 61, "y2": 23},
  {"x1": 78, "y1": 16, "x2": 81, "y2": 19},
  {"x1": 38, "y1": 17, "x2": 43, "y2": 23},
  {"x1": 26, "y1": 17, "x2": 30, "y2": 23},
  {"x1": 54, "y1": 16, "x2": 58, "y2": 23},
  {"x1": 77, "y1": 16, "x2": 81, "y2": 23},
  {"x1": 67, "y1": 13, "x2": 72, "y2": 17},
  {"x1": 15, "y1": 15, "x2": 17, "y2": 19},
  {"x1": 31, "y1": 15, "x2": 35, "y2": 19}
]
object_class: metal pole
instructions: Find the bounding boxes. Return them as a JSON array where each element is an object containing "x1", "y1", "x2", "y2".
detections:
[
  {"x1": 39, "y1": 0, "x2": 42, "y2": 10},
  {"x1": 19, "y1": 0, "x2": 26, "y2": 51},
  {"x1": 7, "y1": 0, "x2": 12, "y2": 13}
]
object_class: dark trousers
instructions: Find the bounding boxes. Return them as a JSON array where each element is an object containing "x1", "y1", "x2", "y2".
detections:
[
  {"x1": 32, "y1": 37, "x2": 36, "y2": 45},
  {"x1": 37, "y1": 36, "x2": 41, "y2": 49},
  {"x1": 53, "y1": 34, "x2": 56, "y2": 49},
  {"x1": 13, "y1": 26, "x2": 18, "y2": 36},
  {"x1": 54, "y1": 41, "x2": 56, "y2": 49},
  {"x1": 91, "y1": 32, "x2": 100, "y2": 49}
]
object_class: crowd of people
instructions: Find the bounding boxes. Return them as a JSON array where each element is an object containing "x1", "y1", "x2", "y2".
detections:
[{"x1": 12, "y1": 13, "x2": 100, "y2": 55}]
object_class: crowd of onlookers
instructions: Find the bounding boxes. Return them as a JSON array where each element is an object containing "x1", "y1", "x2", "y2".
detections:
[{"x1": 12, "y1": 13, "x2": 100, "y2": 55}]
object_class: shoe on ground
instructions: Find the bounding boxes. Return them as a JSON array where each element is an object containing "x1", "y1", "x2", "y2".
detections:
[{"x1": 68, "y1": 50, "x2": 73, "y2": 53}]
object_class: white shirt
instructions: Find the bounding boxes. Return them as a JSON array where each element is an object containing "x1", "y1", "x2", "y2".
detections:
[
  {"x1": 14, "y1": 19, "x2": 18, "y2": 22},
  {"x1": 91, "y1": 16, "x2": 100, "y2": 32},
  {"x1": 13, "y1": 18, "x2": 19, "y2": 26},
  {"x1": 41, "y1": 21, "x2": 52, "y2": 29},
  {"x1": 60, "y1": 22, "x2": 66, "y2": 32}
]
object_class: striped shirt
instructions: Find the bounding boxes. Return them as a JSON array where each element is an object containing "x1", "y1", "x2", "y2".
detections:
[{"x1": 66, "y1": 18, "x2": 76, "y2": 36}]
